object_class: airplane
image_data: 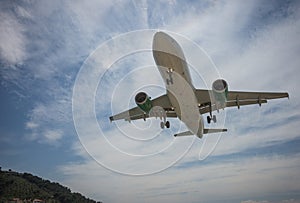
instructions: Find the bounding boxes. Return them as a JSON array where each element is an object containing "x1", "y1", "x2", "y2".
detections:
[{"x1": 109, "y1": 31, "x2": 289, "y2": 138}]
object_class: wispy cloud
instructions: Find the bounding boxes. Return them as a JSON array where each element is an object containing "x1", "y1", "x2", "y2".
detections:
[
  {"x1": 241, "y1": 200, "x2": 300, "y2": 203},
  {"x1": 0, "y1": 9, "x2": 27, "y2": 65},
  {"x1": 1, "y1": 0, "x2": 155, "y2": 146},
  {"x1": 59, "y1": 153, "x2": 300, "y2": 203},
  {"x1": 43, "y1": 129, "x2": 63, "y2": 144}
]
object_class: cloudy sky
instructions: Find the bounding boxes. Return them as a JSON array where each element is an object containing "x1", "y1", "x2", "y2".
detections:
[{"x1": 1, "y1": 0, "x2": 300, "y2": 203}]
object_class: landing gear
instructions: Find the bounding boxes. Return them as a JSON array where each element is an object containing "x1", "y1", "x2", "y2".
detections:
[
  {"x1": 207, "y1": 102, "x2": 217, "y2": 124},
  {"x1": 150, "y1": 106, "x2": 170, "y2": 129},
  {"x1": 212, "y1": 115, "x2": 217, "y2": 123},
  {"x1": 207, "y1": 115, "x2": 217, "y2": 124},
  {"x1": 160, "y1": 121, "x2": 170, "y2": 129},
  {"x1": 165, "y1": 121, "x2": 170, "y2": 128},
  {"x1": 207, "y1": 116, "x2": 211, "y2": 124}
]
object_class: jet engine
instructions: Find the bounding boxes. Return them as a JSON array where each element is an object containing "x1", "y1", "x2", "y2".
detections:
[
  {"x1": 135, "y1": 92, "x2": 153, "y2": 113},
  {"x1": 212, "y1": 79, "x2": 228, "y2": 107}
]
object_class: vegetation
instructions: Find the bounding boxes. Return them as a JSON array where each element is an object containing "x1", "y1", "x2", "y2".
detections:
[{"x1": 0, "y1": 169, "x2": 101, "y2": 203}]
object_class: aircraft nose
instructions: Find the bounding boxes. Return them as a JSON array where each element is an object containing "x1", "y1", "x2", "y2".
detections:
[
  {"x1": 152, "y1": 31, "x2": 182, "y2": 59},
  {"x1": 153, "y1": 32, "x2": 175, "y2": 50},
  {"x1": 153, "y1": 31, "x2": 169, "y2": 42}
]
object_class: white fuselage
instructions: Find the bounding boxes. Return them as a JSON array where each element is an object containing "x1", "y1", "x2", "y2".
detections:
[{"x1": 152, "y1": 32, "x2": 204, "y2": 138}]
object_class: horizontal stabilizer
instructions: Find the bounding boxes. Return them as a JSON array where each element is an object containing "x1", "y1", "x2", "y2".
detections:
[
  {"x1": 203, "y1": 128, "x2": 227, "y2": 134},
  {"x1": 174, "y1": 128, "x2": 227, "y2": 137},
  {"x1": 174, "y1": 131, "x2": 193, "y2": 137}
]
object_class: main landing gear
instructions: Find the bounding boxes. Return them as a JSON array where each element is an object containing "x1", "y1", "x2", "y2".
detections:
[
  {"x1": 160, "y1": 121, "x2": 170, "y2": 129},
  {"x1": 150, "y1": 106, "x2": 170, "y2": 129},
  {"x1": 207, "y1": 115, "x2": 216, "y2": 124},
  {"x1": 207, "y1": 102, "x2": 217, "y2": 124}
]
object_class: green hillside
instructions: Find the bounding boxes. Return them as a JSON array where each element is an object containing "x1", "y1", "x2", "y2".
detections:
[{"x1": 0, "y1": 169, "x2": 101, "y2": 203}]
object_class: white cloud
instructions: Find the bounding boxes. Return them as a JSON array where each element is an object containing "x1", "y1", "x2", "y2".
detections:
[
  {"x1": 25, "y1": 101, "x2": 66, "y2": 144},
  {"x1": 241, "y1": 201, "x2": 269, "y2": 203},
  {"x1": 241, "y1": 200, "x2": 300, "y2": 203},
  {"x1": 43, "y1": 129, "x2": 63, "y2": 144},
  {"x1": 25, "y1": 121, "x2": 39, "y2": 129},
  {"x1": 59, "y1": 153, "x2": 300, "y2": 203},
  {"x1": 25, "y1": 94, "x2": 72, "y2": 145},
  {"x1": 162, "y1": 0, "x2": 300, "y2": 95},
  {"x1": 0, "y1": 11, "x2": 27, "y2": 65}
]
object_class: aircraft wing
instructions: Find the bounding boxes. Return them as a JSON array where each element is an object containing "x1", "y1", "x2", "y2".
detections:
[
  {"x1": 227, "y1": 91, "x2": 289, "y2": 101},
  {"x1": 195, "y1": 89, "x2": 289, "y2": 114},
  {"x1": 109, "y1": 94, "x2": 177, "y2": 122}
]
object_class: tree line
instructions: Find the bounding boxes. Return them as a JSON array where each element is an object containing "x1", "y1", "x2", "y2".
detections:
[{"x1": 0, "y1": 169, "x2": 102, "y2": 203}]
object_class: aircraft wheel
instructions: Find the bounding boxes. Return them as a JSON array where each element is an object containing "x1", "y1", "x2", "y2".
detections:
[
  {"x1": 207, "y1": 116, "x2": 211, "y2": 124},
  {"x1": 213, "y1": 115, "x2": 217, "y2": 123},
  {"x1": 165, "y1": 121, "x2": 170, "y2": 128},
  {"x1": 160, "y1": 121, "x2": 165, "y2": 129}
]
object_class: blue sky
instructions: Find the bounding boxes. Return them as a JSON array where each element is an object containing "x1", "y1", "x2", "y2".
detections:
[{"x1": 1, "y1": 0, "x2": 300, "y2": 203}]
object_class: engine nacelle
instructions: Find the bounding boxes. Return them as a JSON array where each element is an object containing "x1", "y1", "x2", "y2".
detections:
[
  {"x1": 212, "y1": 79, "x2": 228, "y2": 106},
  {"x1": 135, "y1": 92, "x2": 153, "y2": 113}
]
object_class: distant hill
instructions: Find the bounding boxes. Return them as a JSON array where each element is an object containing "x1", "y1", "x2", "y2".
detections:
[{"x1": 0, "y1": 169, "x2": 101, "y2": 203}]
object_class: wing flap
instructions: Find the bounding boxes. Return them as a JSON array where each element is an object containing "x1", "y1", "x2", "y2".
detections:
[
  {"x1": 195, "y1": 89, "x2": 288, "y2": 115},
  {"x1": 195, "y1": 89, "x2": 289, "y2": 103},
  {"x1": 124, "y1": 111, "x2": 177, "y2": 121},
  {"x1": 227, "y1": 91, "x2": 289, "y2": 101},
  {"x1": 199, "y1": 99, "x2": 267, "y2": 114},
  {"x1": 110, "y1": 94, "x2": 176, "y2": 122},
  {"x1": 226, "y1": 99, "x2": 267, "y2": 108},
  {"x1": 109, "y1": 107, "x2": 141, "y2": 121}
]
